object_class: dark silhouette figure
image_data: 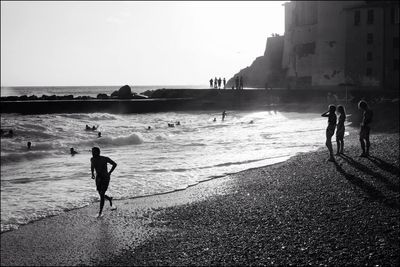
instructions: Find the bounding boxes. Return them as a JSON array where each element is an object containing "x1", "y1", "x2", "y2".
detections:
[
  {"x1": 336, "y1": 105, "x2": 346, "y2": 155},
  {"x1": 321, "y1": 105, "x2": 337, "y2": 162},
  {"x1": 70, "y1": 147, "x2": 78, "y2": 155},
  {"x1": 147, "y1": 126, "x2": 152, "y2": 130},
  {"x1": 209, "y1": 78, "x2": 213, "y2": 88},
  {"x1": 168, "y1": 123, "x2": 175, "y2": 127},
  {"x1": 98, "y1": 132, "x2": 102, "y2": 138},
  {"x1": 358, "y1": 100, "x2": 373, "y2": 157},
  {"x1": 235, "y1": 76, "x2": 240, "y2": 90},
  {"x1": 223, "y1": 78, "x2": 226, "y2": 89},
  {"x1": 91, "y1": 147, "x2": 117, "y2": 217},
  {"x1": 222, "y1": 110, "x2": 227, "y2": 121},
  {"x1": 232, "y1": 85, "x2": 234, "y2": 90},
  {"x1": 86, "y1": 125, "x2": 91, "y2": 130},
  {"x1": 239, "y1": 76, "x2": 244, "y2": 90},
  {"x1": 176, "y1": 121, "x2": 181, "y2": 126},
  {"x1": 214, "y1": 77, "x2": 218, "y2": 89},
  {"x1": 218, "y1": 78, "x2": 222, "y2": 89},
  {"x1": 213, "y1": 118, "x2": 217, "y2": 122},
  {"x1": 27, "y1": 141, "x2": 31, "y2": 150}
]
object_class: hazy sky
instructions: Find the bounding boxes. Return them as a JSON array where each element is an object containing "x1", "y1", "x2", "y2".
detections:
[{"x1": 1, "y1": 1, "x2": 286, "y2": 86}]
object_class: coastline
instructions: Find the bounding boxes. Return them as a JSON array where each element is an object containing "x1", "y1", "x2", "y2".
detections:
[{"x1": 1, "y1": 128, "x2": 399, "y2": 266}]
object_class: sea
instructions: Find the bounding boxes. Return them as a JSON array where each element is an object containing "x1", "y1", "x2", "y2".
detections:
[{"x1": 0, "y1": 86, "x2": 339, "y2": 232}]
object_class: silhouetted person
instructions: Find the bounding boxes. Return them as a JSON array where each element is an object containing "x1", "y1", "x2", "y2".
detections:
[
  {"x1": 213, "y1": 118, "x2": 216, "y2": 122},
  {"x1": 232, "y1": 85, "x2": 234, "y2": 90},
  {"x1": 223, "y1": 78, "x2": 226, "y2": 89},
  {"x1": 218, "y1": 78, "x2": 222, "y2": 89},
  {"x1": 321, "y1": 105, "x2": 337, "y2": 162},
  {"x1": 70, "y1": 147, "x2": 78, "y2": 155},
  {"x1": 209, "y1": 78, "x2": 213, "y2": 88},
  {"x1": 168, "y1": 123, "x2": 175, "y2": 127},
  {"x1": 358, "y1": 100, "x2": 373, "y2": 157},
  {"x1": 92, "y1": 125, "x2": 97, "y2": 130},
  {"x1": 249, "y1": 120, "x2": 254, "y2": 124},
  {"x1": 176, "y1": 121, "x2": 181, "y2": 126},
  {"x1": 98, "y1": 132, "x2": 102, "y2": 138},
  {"x1": 27, "y1": 142, "x2": 31, "y2": 150},
  {"x1": 336, "y1": 105, "x2": 346, "y2": 155},
  {"x1": 86, "y1": 125, "x2": 91, "y2": 130},
  {"x1": 147, "y1": 126, "x2": 152, "y2": 130},
  {"x1": 239, "y1": 76, "x2": 244, "y2": 90},
  {"x1": 235, "y1": 76, "x2": 240, "y2": 90},
  {"x1": 214, "y1": 77, "x2": 218, "y2": 89},
  {"x1": 222, "y1": 110, "x2": 227, "y2": 121},
  {"x1": 91, "y1": 147, "x2": 117, "y2": 217}
]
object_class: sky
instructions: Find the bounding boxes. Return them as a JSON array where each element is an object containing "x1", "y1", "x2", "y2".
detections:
[{"x1": 1, "y1": 1, "x2": 286, "y2": 86}]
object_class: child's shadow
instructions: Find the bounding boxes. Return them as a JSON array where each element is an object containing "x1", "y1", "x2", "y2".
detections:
[
  {"x1": 340, "y1": 154, "x2": 400, "y2": 193},
  {"x1": 333, "y1": 159, "x2": 399, "y2": 210}
]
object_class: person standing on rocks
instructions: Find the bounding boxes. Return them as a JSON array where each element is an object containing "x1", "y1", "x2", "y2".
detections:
[
  {"x1": 91, "y1": 147, "x2": 117, "y2": 217},
  {"x1": 321, "y1": 105, "x2": 337, "y2": 162},
  {"x1": 358, "y1": 100, "x2": 373, "y2": 157},
  {"x1": 336, "y1": 105, "x2": 346, "y2": 155}
]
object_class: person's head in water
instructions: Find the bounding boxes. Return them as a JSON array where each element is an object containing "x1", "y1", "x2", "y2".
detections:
[
  {"x1": 27, "y1": 141, "x2": 31, "y2": 149},
  {"x1": 337, "y1": 105, "x2": 346, "y2": 116},
  {"x1": 98, "y1": 132, "x2": 101, "y2": 137},
  {"x1": 358, "y1": 100, "x2": 368, "y2": 110},
  {"x1": 70, "y1": 147, "x2": 78, "y2": 155},
  {"x1": 328, "y1": 105, "x2": 336, "y2": 113},
  {"x1": 92, "y1": 147, "x2": 100, "y2": 157}
]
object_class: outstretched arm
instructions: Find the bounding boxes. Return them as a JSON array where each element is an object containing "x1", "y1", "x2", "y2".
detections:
[
  {"x1": 107, "y1": 158, "x2": 117, "y2": 176},
  {"x1": 321, "y1": 111, "x2": 329, "y2": 117}
]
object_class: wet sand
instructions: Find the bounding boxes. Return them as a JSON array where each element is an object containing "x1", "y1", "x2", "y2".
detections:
[{"x1": 1, "y1": 129, "x2": 399, "y2": 266}]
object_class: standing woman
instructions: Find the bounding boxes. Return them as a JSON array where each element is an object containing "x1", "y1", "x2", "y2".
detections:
[
  {"x1": 321, "y1": 105, "x2": 337, "y2": 162},
  {"x1": 336, "y1": 105, "x2": 346, "y2": 155}
]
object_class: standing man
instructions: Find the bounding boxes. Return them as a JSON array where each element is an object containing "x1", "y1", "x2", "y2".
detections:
[
  {"x1": 222, "y1": 110, "x2": 227, "y2": 121},
  {"x1": 239, "y1": 76, "x2": 244, "y2": 90},
  {"x1": 235, "y1": 76, "x2": 239, "y2": 90},
  {"x1": 91, "y1": 147, "x2": 117, "y2": 217},
  {"x1": 223, "y1": 78, "x2": 226, "y2": 89},
  {"x1": 218, "y1": 77, "x2": 222, "y2": 89},
  {"x1": 209, "y1": 78, "x2": 213, "y2": 88},
  {"x1": 358, "y1": 100, "x2": 373, "y2": 157}
]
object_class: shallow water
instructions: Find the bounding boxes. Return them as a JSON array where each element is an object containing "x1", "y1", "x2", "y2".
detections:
[{"x1": 1, "y1": 110, "x2": 338, "y2": 232}]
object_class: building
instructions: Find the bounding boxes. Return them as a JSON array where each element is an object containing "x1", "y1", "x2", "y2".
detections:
[
  {"x1": 344, "y1": 1, "x2": 399, "y2": 90},
  {"x1": 281, "y1": 0, "x2": 399, "y2": 90}
]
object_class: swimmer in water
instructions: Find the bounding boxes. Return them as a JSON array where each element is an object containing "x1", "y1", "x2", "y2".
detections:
[
  {"x1": 27, "y1": 142, "x2": 32, "y2": 150},
  {"x1": 98, "y1": 132, "x2": 102, "y2": 138},
  {"x1": 222, "y1": 111, "x2": 227, "y2": 121},
  {"x1": 70, "y1": 147, "x2": 78, "y2": 155}
]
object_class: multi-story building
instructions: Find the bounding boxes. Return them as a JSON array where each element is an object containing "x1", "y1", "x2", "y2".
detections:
[
  {"x1": 345, "y1": 1, "x2": 399, "y2": 90},
  {"x1": 282, "y1": 0, "x2": 399, "y2": 90}
]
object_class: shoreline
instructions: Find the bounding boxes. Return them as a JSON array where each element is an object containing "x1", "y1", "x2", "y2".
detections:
[{"x1": 1, "y1": 129, "x2": 399, "y2": 266}]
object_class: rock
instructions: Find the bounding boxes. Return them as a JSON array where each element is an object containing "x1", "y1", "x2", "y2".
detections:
[
  {"x1": 118, "y1": 85, "x2": 133, "y2": 99},
  {"x1": 97, "y1": 93, "x2": 109, "y2": 99}
]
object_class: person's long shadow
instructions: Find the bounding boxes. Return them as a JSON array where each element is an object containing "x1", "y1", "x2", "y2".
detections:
[
  {"x1": 333, "y1": 160, "x2": 400, "y2": 210},
  {"x1": 340, "y1": 154, "x2": 400, "y2": 193},
  {"x1": 367, "y1": 155, "x2": 400, "y2": 176}
]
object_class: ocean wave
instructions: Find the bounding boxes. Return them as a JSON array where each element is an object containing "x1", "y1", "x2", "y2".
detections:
[
  {"x1": 1, "y1": 151, "x2": 57, "y2": 164},
  {"x1": 75, "y1": 133, "x2": 143, "y2": 147},
  {"x1": 59, "y1": 113, "x2": 118, "y2": 121}
]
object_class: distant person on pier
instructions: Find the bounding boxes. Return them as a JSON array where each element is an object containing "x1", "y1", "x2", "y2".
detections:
[
  {"x1": 91, "y1": 147, "x2": 117, "y2": 218},
  {"x1": 209, "y1": 78, "x2": 213, "y2": 88},
  {"x1": 27, "y1": 141, "x2": 32, "y2": 150},
  {"x1": 358, "y1": 100, "x2": 373, "y2": 157},
  {"x1": 235, "y1": 76, "x2": 240, "y2": 90},
  {"x1": 223, "y1": 78, "x2": 226, "y2": 89},
  {"x1": 335, "y1": 105, "x2": 346, "y2": 155},
  {"x1": 321, "y1": 105, "x2": 337, "y2": 162},
  {"x1": 218, "y1": 78, "x2": 222, "y2": 89},
  {"x1": 239, "y1": 76, "x2": 244, "y2": 90},
  {"x1": 222, "y1": 110, "x2": 227, "y2": 121},
  {"x1": 214, "y1": 77, "x2": 218, "y2": 89}
]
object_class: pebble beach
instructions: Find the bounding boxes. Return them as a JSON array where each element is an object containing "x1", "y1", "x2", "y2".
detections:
[{"x1": 1, "y1": 128, "x2": 399, "y2": 266}]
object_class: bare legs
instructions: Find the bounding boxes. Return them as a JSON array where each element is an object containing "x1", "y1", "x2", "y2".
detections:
[
  {"x1": 326, "y1": 131, "x2": 335, "y2": 161},
  {"x1": 336, "y1": 137, "x2": 344, "y2": 154},
  {"x1": 98, "y1": 191, "x2": 113, "y2": 217}
]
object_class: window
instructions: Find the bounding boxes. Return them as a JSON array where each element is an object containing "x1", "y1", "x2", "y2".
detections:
[
  {"x1": 367, "y1": 9, "x2": 374, "y2": 24},
  {"x1": 366, "y1": 68, "x2": 372, "y2": 76},
  {"x1": 367, "y1": 52, "x2": 372, "y2": 61},
  {"x1": 394, "y1": 37, "x2": 399, "y2": 48},
  {"x1": 367, "y1": 33, "x2": 373, "y2": 44},
  {"x1": 395, "y1": 59, "x2": 399, "y2": 71},
  {"x1": 354, "y1": 10, "x2": 361, "y2": 25},
  {"x1": 392, "y1": 7, "x2": 399, "y2": 24}
]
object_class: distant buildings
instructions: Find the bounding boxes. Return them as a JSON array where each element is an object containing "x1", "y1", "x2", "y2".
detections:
[{"x1": 229, "y1": 1, "x2": 399, "y2": 91}]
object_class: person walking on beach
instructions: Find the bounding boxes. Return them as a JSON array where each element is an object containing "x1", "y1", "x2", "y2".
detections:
[
  {"x1": 321, "y1": 105, "x2": 337, "y2": 162},
  {"x1": 358, "y1": 100, "x2": 373, "y2": 157},
  {"x1": 209, "y1": 78, "x2": 213, "y2": 88},
  {"x1": 91, "y1": 147, "x2": 117, "y2": 217},
  {"x1": 223, "y1": 78, "x2": 226, "y2": 89},
  {"x1": 336, "y1": 105, "x2": 346, "y2": 155}
]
